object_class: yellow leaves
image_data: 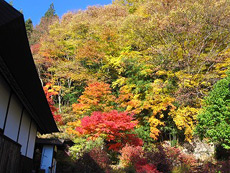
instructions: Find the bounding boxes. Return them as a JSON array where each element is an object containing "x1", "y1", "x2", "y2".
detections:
[
  {"x1": 175, "y1": 71, "x2": 203, "y2": 89},
  {"x1": 140, "y1": 68, "x2": 153, "y2": 76},
  {"x1": 66, "y1": 120, "x2": 82, "y2": 138},
  {"x1": 150, "y1": 79, "x2": 164, "y2": 94},
  {"x1": 155, "y1": 70, "x2": 175, "y2": 79},
  {"x1": 47, "y1": 85, "x2": 61, "y2": 95},
  {"x1": 116, "y1": 76, "x2": 180, "y2": 141},
  {"x1": 150, "y1": 96, "x2": 175, "y2": 115},
  {"x1": 112, "y1": 77, "x2": 127, "y2": 88},
  {"x1": 214, "y1": 55, "x2": 230, "y2": 78},
  {"x1": 43, "y1": 83, "x2": 61, "y2": 96},
  {"x1": 176, "y1": 47, "x2": 183, "y2": 60},
  {"x1": 170, "y1": 106, "x2": 199, "y2": 142},
  {"x1": 105, "y1": 55, "x2": 124, "y2": 74},
  {"x1": 139, "y1": 78, "x2": 176, "y2": 140},
  {"x1": 148, "y1": 96, "x2": 175, "y2": 140},
  {"x1": 149, "y1": 117, "x2": 164, "y2": 126},
  {"x1": 155, "y1": 70, "x2": 167, "y2": 76},
  {"x1": 135, "y1": 4, "x2": 150, "y2": 18},
  {"x1": 126, "y1": 99, "x2": 142, "y2": 114},
  {"x1": 149, "y1": 117, "x2": 164, "y2": 140}
]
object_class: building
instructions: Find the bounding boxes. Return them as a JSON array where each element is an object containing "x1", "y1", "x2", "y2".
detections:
[
  {"x1": 35, "y1": 138, "x2": 66, "y2": 173},
  {"x1": 0, "y1": 1, "x2": 59, "y2": 172}
]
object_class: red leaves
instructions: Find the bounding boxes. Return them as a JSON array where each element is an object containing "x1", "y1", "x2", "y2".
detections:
[
  {"x1": 119, "y1": 145, "x2": 145, "y2": 166},
  {"x1": 43, "y1": 83, "x2": 62, "y2": 124},
  {"x1": 88, "y1": 148, "x2": 111, "y2": 171},
  {"x1": 135, "y1": 161, "x2": 159, "y2": 173},
  {"x1": 30, "y1": 43, "x2": 40, "y2": 55},
  {"x1": 76, "y1": 110, "x2": 142, "y2": 150},
  {"x1": 119, "y1": 145, "x2": 159, "y2": 172},
  {"x1": 78, "y1": 111, "x2": 136, "y2": 135}
]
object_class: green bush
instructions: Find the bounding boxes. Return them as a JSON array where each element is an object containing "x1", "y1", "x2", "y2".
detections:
[{"x1": 196, "y1": 72, "x2": 230, "y2": 149}]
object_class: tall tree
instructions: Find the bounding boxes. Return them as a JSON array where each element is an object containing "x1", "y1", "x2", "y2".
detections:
[
  {"x1": 25, "y1": 18, "x2": 33, "y2": 39},
  {"x1": 30, "y1": 3, "x2": 58, "y2": 45},
  {"x1": 9, "y1": 1, "x2": 13, "y2": 6},
  {"x1": 44, "y1": 3, "x2": 56, "y2": 18}
]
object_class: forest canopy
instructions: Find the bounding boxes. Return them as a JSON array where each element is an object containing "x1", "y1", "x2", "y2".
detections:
[{"x1": 30, "y1": 0, "x2": 230, "y2": 152}]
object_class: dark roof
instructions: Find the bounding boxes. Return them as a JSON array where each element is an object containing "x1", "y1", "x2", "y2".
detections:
[
  {"x1": 0, "y1": 0, "x2": 59, "y2": 133},
  {"x1": 36, "y1": 138, "x2": 64, "y2": 146}
]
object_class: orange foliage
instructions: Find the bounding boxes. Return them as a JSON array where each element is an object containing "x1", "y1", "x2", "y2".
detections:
[{"x1": 72, "y1": 81, "x2": 116, "y2": 117}]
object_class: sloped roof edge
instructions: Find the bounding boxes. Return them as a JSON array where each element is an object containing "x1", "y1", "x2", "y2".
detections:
[{"x1": 0, "y1": 0, "x2": 59, "y2": 133}]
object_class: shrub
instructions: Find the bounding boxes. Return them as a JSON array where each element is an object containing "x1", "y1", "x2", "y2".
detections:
[
  {"x1": 135, "y1": 158, "x2": 159, "y2": 173},
  {"x1": 69, "y1": 137, "x2": 104, "y2": 160},
  {"x1": 196, "y1": 73, "x2": 230, "y2": 149},
  {"x1": 119, "y1": 144, "x2": 144, "y2": 167},
  {"x1": 146, "y1": 144, "x2": 197, "y2": 172},
  {"x1": 119, "y1": 145, "x2": 159, "y2": 173},
  {"x1": 145, "y1": 145, "x2": 172, "y2": 172},
  {"x1": 164, "y1": 145, "x2": 197, "y2": 168},
  {"x1": 172, "y1": 164, "x2": 190, "y2": 173},
  {"x1": 89, "y1": 147, "x2": 111, "y2": 172},
  {"x1": 201, "y1": 160, "x2": 230, "y2": 173}
]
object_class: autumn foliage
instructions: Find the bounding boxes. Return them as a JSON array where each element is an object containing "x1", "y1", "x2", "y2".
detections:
[
  {"x1": 43, "y1": 83, "x2": 62, "y2": 123},
  {"x1": 119, "y1": 145, "x2": 159, "y2": 173},
  {"x1": 30, "y1": 0, "x2": 230, "y2": 171},
  {"x1": 72, "y1": 82, "x2": 116, "y2": 117},
  {"x1": 76, "y1": 110, "x2": 142, "y2": 150}
]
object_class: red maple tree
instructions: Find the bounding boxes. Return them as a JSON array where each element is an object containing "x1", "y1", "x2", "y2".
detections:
[{"x1": 76, "y1": 110, "x2": 143, "y2": 151}]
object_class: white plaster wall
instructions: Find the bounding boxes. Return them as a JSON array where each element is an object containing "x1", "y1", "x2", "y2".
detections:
[
  {"x1": 4, "y1": 94, "x2": 22, "y2": 141},
  {"x1": 26, "y1": 121, "x2": 37, "y2": 159},
  {"x1": 18, "y1": 110, "x2": 31, "y2": 155},
  {"x1": 0, "y1": 74, "x2": 11, "y2": 129}
]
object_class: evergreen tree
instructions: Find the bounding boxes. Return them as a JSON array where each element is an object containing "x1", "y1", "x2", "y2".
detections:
[
  {"x1": 196, "y1": 73, "x2": 230, "y2": 149},
  {"x1": 30, "y1": 3, "x2": 58, "y2": 45},
  {"x1": 25, "y1": 18, "x2": 33, "y2": 38},
  {"x1": 44, "y1": 3, "x2": 56, "y2": 18},
  {"x1": 9, "y1": 1, "x2": 13, "y2": 6}
]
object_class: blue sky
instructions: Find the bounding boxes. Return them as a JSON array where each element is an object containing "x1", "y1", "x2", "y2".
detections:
[{"x1": 7, "y1": 0, "x2": 113, "y2": 25}]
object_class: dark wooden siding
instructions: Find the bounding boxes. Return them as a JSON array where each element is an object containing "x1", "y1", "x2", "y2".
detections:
[
  {"x1": 19, "y1": 155, "x2": 33, "y2": 173},
  {"x1": 0, "y1": 132, "x2": 34, "y2": 173},
  {"x1": 0, "y1": 132, "x2": 21, "y2": 173}
]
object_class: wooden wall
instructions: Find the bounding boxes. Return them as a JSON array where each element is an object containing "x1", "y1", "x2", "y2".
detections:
[
  {"x1": 0, "y1": 132, "x2": 34, "y2": 173},
  {"x1": 0, "y1": 132, "x2": 21, "y2": 173},
  {"x1": 19, "y1": 155, "x2": 33, "y2": 173}
]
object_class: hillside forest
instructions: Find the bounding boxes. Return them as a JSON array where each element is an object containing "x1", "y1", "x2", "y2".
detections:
[{"x1": 27, "y1": 0, "x2": 230, "y2": 172}]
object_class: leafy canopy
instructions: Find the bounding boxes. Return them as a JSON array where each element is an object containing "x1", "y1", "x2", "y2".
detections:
[
  {"x1": 75, "y1": 110, "x2": 143, "y2": 151},
  {"x1": 196, "y1": 73, "x2": 230, "y2": 149}
]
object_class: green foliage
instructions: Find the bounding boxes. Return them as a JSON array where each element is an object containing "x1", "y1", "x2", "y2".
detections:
[
  {"x1": 44, "y1": 3, "x2": 56, "y2": 18},
  {"x1": 135, "y1": 124, "x2": 154, "y2": 145},
  {"x1": 69, "y1": 137, "x2": 104, "y2": 160},
  {"x1": 25, "y1": 18, "x2": 33, "y2": 39},
  {"x1": 9, "y1": 1, "x2": 13, "y2": 6},
  {"x1": 196, "y1": 73, "x2": 230, "y2": 149},
  {"x1": 29, "y1": 3, "x2": 58, "y2": 45}
]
